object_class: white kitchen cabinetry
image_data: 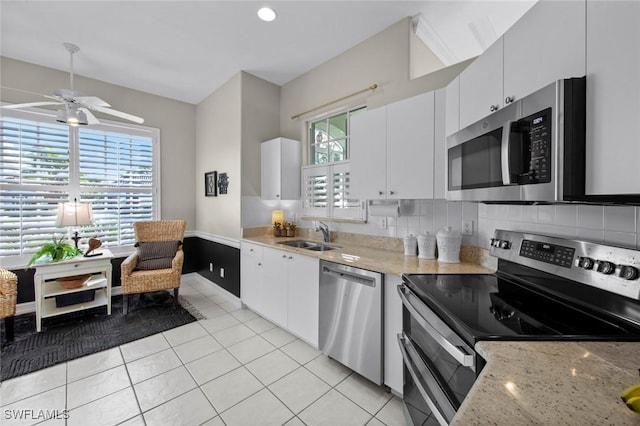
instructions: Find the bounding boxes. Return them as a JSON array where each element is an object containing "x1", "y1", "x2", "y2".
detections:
[
  {"x1": 351, "y1": 91, "x2": 435, "y2": 200},
  {"x1": 287, "y1": 253, "x2": 319, "y2": 346},
  {"x1": 240, "y1": 242, "x2": 264, "y2": 311},
  {"x1": 384, "y1": 274, "x2": 403, "y2": 395},
  {"x1": 350, "y1": 107, "x2": 387, "y2": 200},
  {"x1": 503, "y1": 0, "x2": 585, "y2": 105},
  {"x1": 586, "y1": 0, "x2": 640, "y2": 196},
  {"x1": 261, "y1": 137, "x2": 301, "y2": 200},
  {"x1": 433, "y1": 88, "x2": 447, "y2": 199},
  {"x1": 458, "y1": 0, "x2": 586, "y2": 130},
  {"x1": 459, "y1": 37, "x2": 504, "y2": 129},
  {"x1": 445, "y1": 76, "x2": 460, "y2": 137},
  {"x1": 241, "y1": 242, "x2": 320, "y2": 346}
]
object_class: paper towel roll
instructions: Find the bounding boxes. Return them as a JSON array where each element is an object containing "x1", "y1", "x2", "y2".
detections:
[{"x1": 368, "y1": 202, "x2": 400, "y2": 217}]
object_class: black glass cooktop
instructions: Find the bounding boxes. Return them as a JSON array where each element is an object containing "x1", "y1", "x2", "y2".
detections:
[{"x1": 403, "y1": 263, "x2": 640, "y2": 346}]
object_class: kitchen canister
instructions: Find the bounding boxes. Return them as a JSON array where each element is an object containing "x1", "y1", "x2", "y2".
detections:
[
  {"x1": 417, "y1": 232, "x2": 436, "y2": 259},
  {"x1": 436, "y1": 226, "x2": 462, "y2": 263},
  {"x1": 403, "y1": 234, "x2": 417, "y2": 256}
]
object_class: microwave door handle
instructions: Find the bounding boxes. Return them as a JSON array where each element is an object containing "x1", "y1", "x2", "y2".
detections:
[{"x1": 501, "y1": 120, "x2": 515, "y2": 185}]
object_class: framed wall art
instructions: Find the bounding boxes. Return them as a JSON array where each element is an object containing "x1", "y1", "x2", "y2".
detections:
[
  {"x1": 218, "y1": 172, "x2": 229, "y2": 195},
  {"x1": 205, "y1": 171, "x2": 217, "y2": 196}
]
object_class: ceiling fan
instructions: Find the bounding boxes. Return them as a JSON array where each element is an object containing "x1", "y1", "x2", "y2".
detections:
[{"x1": 1, "y1": 42, "x2": 144, "y2": 126}]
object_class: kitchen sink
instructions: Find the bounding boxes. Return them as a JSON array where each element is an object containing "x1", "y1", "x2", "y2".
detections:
[{"x1": 278, "y1": 240, "x2": 339, "y2": 251}]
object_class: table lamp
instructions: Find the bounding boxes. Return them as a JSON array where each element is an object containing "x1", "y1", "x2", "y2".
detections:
[
  {"x1": 56, "y1": 198, "x2": 94, "y2": 250},
  {"x1": 271, "y1": 210, "x2": 284, "y2": 227}
]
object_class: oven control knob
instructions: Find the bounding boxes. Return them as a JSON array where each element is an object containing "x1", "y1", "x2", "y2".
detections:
[
  {"x1": 500, "y1": 240, "x2": 511, "y2": 250},
  {"x1": 616, "y1": 265, "x2": 639, "y2": 281},
  {"x1": 595, "y1": 260, "x2": 616, "y2": 275},
  {"x1": 576, "y1": 256, "x2": 595, "y2": 270}
]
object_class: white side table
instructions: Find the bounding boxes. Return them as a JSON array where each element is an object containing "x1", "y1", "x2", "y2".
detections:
[{"x1": 33, "y1": 249, "x2": 113, "y2": 332}]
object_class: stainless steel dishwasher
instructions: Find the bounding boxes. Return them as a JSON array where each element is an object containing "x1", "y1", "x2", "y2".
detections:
[{"x1": 319, "y1": 260, "x2": 383, "y2": 385}]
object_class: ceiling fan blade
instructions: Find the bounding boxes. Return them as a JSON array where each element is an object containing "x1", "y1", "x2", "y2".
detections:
[
  {"x1": 1, "y1": 101, "x2": 64, "y2": 109},
  {"x1": 91, "y1": 106, "x2": 144, "y2": 124},
  {"x1": 75, "y1": 96, "x2": 110, "y2": 108},
  {"x1": 78, "y1": 107, "x2": 100, "y2": 125}
]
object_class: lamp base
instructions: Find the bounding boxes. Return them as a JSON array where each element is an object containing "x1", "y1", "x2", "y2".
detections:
[{"x1": 71, "y1": 231, "x2": 81, "y2": 251}]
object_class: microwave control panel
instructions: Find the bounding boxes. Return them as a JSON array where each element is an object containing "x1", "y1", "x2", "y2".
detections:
[{"x1": 524, "y1": 107, "x2": 552, "y2": 184}]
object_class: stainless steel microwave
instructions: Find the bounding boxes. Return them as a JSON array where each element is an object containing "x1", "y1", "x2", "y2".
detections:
[{"x1": 446, "y1": 77, "x2": 586, "y2": 203}]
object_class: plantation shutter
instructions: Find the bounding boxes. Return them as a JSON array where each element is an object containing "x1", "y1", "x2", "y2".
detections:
[
  {"x1": 301, "y1": 162, "x2": 365, "y2": 221},
  {"x1": 0, "y1": 110, "x2": 158, "y2": 258}
]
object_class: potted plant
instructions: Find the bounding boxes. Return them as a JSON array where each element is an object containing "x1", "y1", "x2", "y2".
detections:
[
  {"x1": 286, "y1": 222, "x2": 296, "y2": 237},
  {"x1": 273, "y1": 222, "x2": 282, "y2": 237},
  {"x1": 25, "y1": 235, "x2": 81, "y2": 269}
]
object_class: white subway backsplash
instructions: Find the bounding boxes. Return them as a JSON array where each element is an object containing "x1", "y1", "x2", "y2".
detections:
[{"x1": 478, "y1": 204, "x2": 638, "y2": 249}]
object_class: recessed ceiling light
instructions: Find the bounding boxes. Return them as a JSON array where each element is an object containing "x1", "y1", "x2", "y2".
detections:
[{"x1": 258, "y1": 7, "x2": 277, "y2": 22}]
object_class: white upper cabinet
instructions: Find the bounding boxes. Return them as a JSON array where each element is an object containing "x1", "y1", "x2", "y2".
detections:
[
  {"x1": 261, "y1": 137, "x2": 301, "y2": 200},
  {"x1": 503, "y1": 0, "x2": 586, "y2": 103},
  {"x1": 459, "y1": 37, "x2": 504, "y2": 129},
  {"x1": 445, "y1": 76, "x2": 460, "y2": 137},
  {"x1": 350, "y1": 106, "x2": 387, "y2": 200},
  {"x1": 457, "y1": 0, "x2": 586, "y2": 130},
  {"x1": 433, "y1": 89, "x2": 447, "y2": 200},
  {"x1": 351, "y1": 91, "x2": 436, "y2": 200},
  {"x1": 586, "y1": 0, "x2": 640, "y2": 196}
]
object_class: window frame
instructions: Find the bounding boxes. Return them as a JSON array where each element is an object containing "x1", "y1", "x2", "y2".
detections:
[
  {"x1": 0, "y1": 106, "x2": 160, "y2": 263},
  {"x1": 308, "y1": 106, "x2": 366, "y2": 165}
]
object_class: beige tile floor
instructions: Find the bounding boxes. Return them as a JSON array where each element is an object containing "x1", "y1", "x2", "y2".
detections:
[{"x1": 0, "y1": 275, "x2": 406, "y2": 426}]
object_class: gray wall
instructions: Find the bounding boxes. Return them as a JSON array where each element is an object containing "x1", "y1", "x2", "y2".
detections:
[{"x1": 1, "y1": 57, "x2": 197, "y2": 227}]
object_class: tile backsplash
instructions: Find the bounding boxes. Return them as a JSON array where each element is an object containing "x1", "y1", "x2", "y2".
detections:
[
  {"x1": 477, "y1": 204, "x2": 639, "y2": 249},
  {"x1": 242, "y1": 196, "x2": 639, "y2": 250}
]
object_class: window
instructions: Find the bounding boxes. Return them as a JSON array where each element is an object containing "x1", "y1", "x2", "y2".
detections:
[
  {"x1": 309, "y1": 107, "x2": 365, "y2": 164},
  {"x1": 0, "y1": 109, "x2": 159, "y2": 258},
  {"x1": 302, "y1": 162, "x2": 365, "y2": 222}
]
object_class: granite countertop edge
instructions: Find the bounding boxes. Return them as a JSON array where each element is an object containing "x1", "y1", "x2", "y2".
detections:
[{"x1": 451, "y1": 340, "x2": 640, "y2": 425}]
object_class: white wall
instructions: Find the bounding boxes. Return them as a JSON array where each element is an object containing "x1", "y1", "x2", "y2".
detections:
[
  {"x1": 1, "y1": 57, "x2": 197, "y2": 227},
  {"x1": 195, "y1": 73, "x2": 242, "y2": 239}
]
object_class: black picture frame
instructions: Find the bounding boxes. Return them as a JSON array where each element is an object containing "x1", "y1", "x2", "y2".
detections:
[
  {"x1": 205, "y1": 171, "x2": 217, "y2": 196},
  {"x1": 218, "y1": 172, "x2": 229, "y2": 195}
]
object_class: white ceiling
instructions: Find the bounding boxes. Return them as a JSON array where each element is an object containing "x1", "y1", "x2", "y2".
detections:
[{"x1": 0, "y1": 1, "x2": 535, "y2": 105}]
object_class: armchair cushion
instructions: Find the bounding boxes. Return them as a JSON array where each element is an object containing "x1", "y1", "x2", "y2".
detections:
[{"x1": 135, "y1": 241, "x2": 180, "y2": 271}]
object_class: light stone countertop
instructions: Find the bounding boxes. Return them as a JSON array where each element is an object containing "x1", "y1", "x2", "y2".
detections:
[
  {"x1": 241, "y1": 234, "x2": 495, "y2": 276},
  {"x1": 452, "y1": 341, "x2": 640, "y2": 425}
]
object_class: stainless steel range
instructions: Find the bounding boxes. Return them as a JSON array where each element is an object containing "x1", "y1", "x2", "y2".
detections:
[{"x1": 398, "y1": 230, "x2": 640, "y2": 425}]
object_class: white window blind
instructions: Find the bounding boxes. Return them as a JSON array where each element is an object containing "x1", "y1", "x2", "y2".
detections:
[
  {"x1": 302, "y1": 162, "x2": 365, "y2": 221},
  {"x1": 0, "y1": 110, "x2": 159, "y2": 258}
]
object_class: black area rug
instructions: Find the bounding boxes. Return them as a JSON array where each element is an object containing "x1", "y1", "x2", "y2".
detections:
[{"x1": 1, "y1": 292, "x2": 199, "y2": 381}]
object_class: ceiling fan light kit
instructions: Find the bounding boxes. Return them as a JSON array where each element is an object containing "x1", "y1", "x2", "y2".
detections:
[{"x1": 1, "y1": 42, "x2": 144, "y2": 126}]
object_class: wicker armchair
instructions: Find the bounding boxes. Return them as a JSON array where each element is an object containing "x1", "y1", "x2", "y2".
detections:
[
  {"x1": 1, "y1": 268, "x2": 18, "y2": 343},
  {"x1": 121, "y1": 220, "x2": 186, "y2": 314}
]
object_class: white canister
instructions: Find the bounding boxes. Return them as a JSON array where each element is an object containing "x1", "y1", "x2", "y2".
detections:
[
  {"x1": 436, "y1": 226, "x2": 462, "y2": 263},
  {"x1": 417, "y1": 232, "x2": 436, "y2": 259},
  {"x1": 403, "y1": 234, "x2": 417, "y2": 256}
]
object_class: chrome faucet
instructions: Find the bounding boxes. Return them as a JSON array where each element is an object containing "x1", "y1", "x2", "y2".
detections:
[{"x1": 317, "y1": 221, "x2": 330, "y2": 242}]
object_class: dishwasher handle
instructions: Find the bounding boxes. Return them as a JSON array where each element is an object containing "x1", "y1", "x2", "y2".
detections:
[{"x1": 321, "y1": 265, "x2": 376, "y2": 288}]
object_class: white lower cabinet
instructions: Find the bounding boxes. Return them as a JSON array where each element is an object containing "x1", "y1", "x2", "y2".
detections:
[
  {"x1": 384, "y1": 274, "x2": 403, "y2": 395},
  {"x1": 241, "y1": 241, "x2": 319, "y2": 347}
]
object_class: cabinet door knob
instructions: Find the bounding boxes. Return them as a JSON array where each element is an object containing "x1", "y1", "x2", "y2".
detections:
[
  {"x1": 258, "y1": 262, "x2": 262, "y2": 266},
  {"x1": 282, "y1": 254, "x2": 287, "y2": 258},
  {"x1": 505, "y1": 96, "x2": 514, "y2": 104},
  {"x1": 276, "y1": 194, "x2": 280, "y2": 198},
  {"x1": 490, "y1": 104, "x2": 499, "y2": 112},
  {"x1": 388, "y1": 191, "x2": 395, "y2": 195},
  {"x1": 378, "y1": 191, "x2": 383, "y2": 195},
  {"x1": 288, "y1": 256, "x2": 293, "y2": 260}
]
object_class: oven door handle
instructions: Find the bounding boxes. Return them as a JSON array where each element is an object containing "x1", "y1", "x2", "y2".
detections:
[
  {"x1": 501, "y1": 119, "x2": 516, "y2": 185},
  {"x1": 398, "y1": 332, "x2": 454, "y2": 426},
  {"x1": 398, "y1": 285, "x2": 475, "y2": 370}
]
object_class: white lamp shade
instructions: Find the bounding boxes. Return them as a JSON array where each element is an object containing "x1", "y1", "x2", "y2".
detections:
[{"x1": 56, "y1": 201, "x2": 93, "y2": 227}]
